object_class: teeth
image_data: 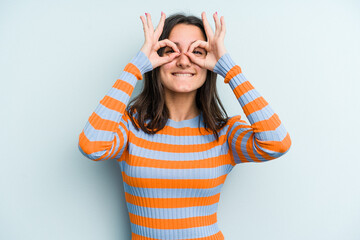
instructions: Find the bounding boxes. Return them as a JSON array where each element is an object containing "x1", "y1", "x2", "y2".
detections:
[{"x1": 173, "y1": 73, "x2": 193, "y2": 77}]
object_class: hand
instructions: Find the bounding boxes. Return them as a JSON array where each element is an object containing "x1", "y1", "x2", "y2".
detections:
[
  {"x1": 139, "y1": 12, "x2": 181, "y2": 69},
  {"x1": 185, "y1": 12, "x2": 227, "y2": 71}
]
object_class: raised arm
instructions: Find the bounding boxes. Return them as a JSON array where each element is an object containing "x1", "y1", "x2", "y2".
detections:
[
  {"x1": 78, "y1": 12, "x2": 182, "y2": 161},
  {"x1": 213, "y1": 53, "x2": 292, "y2": 164},
  {"x1": 184, "y1": 12, "x2": 291, "y2": 164},
  {"x1": 78, "y1": 51, "x2": 153, "y2": 161}
]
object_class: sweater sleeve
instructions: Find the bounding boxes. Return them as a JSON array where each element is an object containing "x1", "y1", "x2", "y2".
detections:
[
  {"x1": 213, "y1": 53, "x2": 292, "y2": 164},
  {"x1": 78, "y1": 51, "x2": 153, "y2": 161}
]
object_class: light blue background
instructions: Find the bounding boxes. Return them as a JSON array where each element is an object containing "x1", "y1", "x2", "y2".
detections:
[{"x1": 1, "y1": 0, "x2": 359, "y2": 239}]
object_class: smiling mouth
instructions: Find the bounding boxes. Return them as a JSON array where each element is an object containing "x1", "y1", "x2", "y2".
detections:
[{"x1": 172, "y1": 73, "x2": 195, "y2": 77}]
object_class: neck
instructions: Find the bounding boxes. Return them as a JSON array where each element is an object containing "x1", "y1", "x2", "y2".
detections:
[{"x1": 164, "y1": 90, "x2": 200, "y2": 122}]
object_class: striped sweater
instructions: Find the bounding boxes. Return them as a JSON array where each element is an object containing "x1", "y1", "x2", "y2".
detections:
[{"x1": 78, "y1": 50, "x2": 292, "y2": 240}]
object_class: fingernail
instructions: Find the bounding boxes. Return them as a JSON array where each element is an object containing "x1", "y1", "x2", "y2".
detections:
[
  {"x1": 215, "y1": 12, "x2": 218, "y2": 15},
  {"x1": 145, "y1": 12, "x2": 147, "y2": 16},
  {"x1": 161, "y1": 11, "x2": 164, "y2": 15}
]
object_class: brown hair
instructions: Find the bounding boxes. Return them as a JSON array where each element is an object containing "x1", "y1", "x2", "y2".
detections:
[{"x1": 126, "y1": 12, "x2": 229, "y2": 141}]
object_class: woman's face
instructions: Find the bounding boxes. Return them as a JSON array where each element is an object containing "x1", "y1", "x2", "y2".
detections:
[{"x1": 158, "y1": 24, "x2": 207, "y2": 95}]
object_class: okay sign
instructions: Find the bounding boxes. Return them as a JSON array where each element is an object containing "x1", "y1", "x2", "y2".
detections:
[{"x1": 185, "y1": 12, "x2": 227, "y2": 71}]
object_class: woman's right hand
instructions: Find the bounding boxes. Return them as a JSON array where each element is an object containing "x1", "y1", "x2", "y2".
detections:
[{"x1": 139, "y1": 12, "x2": 180, "y2": 69}]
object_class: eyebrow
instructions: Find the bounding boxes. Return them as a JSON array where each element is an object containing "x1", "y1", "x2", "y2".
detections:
[{"x1": 173, "y1": 40, "x2": 197, "y2": 46}]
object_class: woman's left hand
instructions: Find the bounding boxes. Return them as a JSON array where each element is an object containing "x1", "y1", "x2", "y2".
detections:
[{"x1": 185, "y1": 11, "x2": 227, "y2": 71}]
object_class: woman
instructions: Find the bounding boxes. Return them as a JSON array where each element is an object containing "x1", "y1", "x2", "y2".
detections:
[{"x1": 78, "y1": 11, "x2": 291, "y2": 240}]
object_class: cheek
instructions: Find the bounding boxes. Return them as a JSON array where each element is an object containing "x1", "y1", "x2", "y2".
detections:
[
  {"x1": 159, "y1": 63, "x2": 174, "y2": 76},
  {"x1": 159, "y1": 65, "x2": 169, "y2": 76},
  {"x1": 197, "y1": 68, "x2": 207, "y2": 79}
]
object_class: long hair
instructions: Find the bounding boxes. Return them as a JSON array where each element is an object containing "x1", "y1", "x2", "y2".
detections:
[{"x1": 126, "y1": 12, "x2": 229, "y2": 141}]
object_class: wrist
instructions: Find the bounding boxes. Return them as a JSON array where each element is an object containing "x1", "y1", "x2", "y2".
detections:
[
  {"x1": 213, "y1": 53, "x2": 237, "y2": 78},
  {"x1": 130, "y1": 51, "x2": 153, "y2": 76}
]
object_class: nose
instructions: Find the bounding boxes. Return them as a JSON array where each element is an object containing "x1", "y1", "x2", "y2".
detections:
[{"x1": 176, "y1": 52, "x2": 192, "y2": 68}]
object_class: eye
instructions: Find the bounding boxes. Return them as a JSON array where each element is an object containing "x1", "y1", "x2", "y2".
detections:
[
  {"x1": 165, "y1": 49, "x2": 175, "y2": 53},
  {"x1": 193, "y1": 50, "x2": 203, "y2": 55}
]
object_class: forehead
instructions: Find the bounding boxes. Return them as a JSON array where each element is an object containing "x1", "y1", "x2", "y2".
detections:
[{"x1": 168, "y1": 24, "x2": 205, "y2": 45}]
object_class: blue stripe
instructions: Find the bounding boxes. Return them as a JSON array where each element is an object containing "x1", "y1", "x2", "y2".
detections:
[
  {"x1": 255, "y1": 140, "x2": 289, "y2": 158},
  {"x1": 107, "y1": 85, "x2": 131, "y2": 104},
  {"x1": 83, "y1": 123, "x2": 113, "y2": 141},
  {"x1": 130, "y1": 222, "x2": 221, "y2": 239},
  {"x1": 255, "y1": 123, "x2": 288, "y2": 141},
  {"x1": 236, "y1": 89, "x2": 261, "y2": 107},
  {"x1": 95, "y1": 103, "x2": 123, "y2": 122},
  {"x1": 228, "y1": 119, "x2": 288, "y2": 142},
  {"x1": 78, "y1": 144, "x2": 107, "y2": 160},
  {"x1": 126, "y1": 202, "x2": 219, "y2": 219},
  {"x1": 122, "y1": 162, "x2": 231, "y2": 179},
  {"x1": 228, "y1": 72, "x2": 248, "y2": 86},
  {"x1": 118, "y1": 71, "x2": 138, "y2": 86},
  {"x1": 247, "y1": 104, "x2": 275, "y2": 124},
  {"x1": 127, "y1": 123, "x2": 229, "y2": 145},
  {"x1": 124, "y1": 163, "x2": 231, "y2": 179},
  {"x1": 129, "y1": 144, "x2": 229, "y2": 161},
  {"x1": 231, "y1": 130, "x2": 253, "y2": 163}
]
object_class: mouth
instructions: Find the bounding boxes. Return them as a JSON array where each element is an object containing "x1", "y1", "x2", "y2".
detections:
[{"x1": 172, "y1": 73, "x2": 195, "y2": 77}]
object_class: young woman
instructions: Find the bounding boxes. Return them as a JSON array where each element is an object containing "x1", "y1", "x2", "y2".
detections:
[{"x1": 78, "y1": 11, "x2": 291, "y2": 240}]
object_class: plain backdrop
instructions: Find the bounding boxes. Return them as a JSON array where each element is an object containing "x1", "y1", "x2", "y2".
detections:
[{"x1": 1, "y1": 0, "x2": 359, "y2": 239}]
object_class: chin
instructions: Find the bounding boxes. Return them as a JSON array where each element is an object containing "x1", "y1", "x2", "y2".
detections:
[{"x1": 168, "y1": 85, "x2": 198, "y2": 93}]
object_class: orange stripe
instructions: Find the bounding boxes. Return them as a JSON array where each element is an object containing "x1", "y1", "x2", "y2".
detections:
[
  {"x1": 125, "y1": 192, "x2": 221, "y2": 208},
  {"x1": 129, "y1": 212, "x2": 217, "y2": 229},
  {"x1": 118, "y1": 146, "x2": 129, "y2": 162},
  {"x1": 113, "y1": 78, "x2": 134, "y2": 96},
  {"x1": 227, "y1": 147, "x2": 236, "y2": 166},
  {"x1": 79, "y1": 117, "x2": 127, "y2": 158},
  {"x1": 157, "y1": 125, "x2": 214, "y2": 136},
  {"x1": 78, "y1": 131, "x2": 111, "y2": 157},
  {"x1": 129, "y1": 132, "x2": 227, "y2": 153},
  {"x1": 113, "y1": 115, "x2": 129, "y2": 158},
  {"x1": 108, "y1": 129, "x2": 117, "y2": 159},
  {"x1": 126, "y1": 154, "x2": 232, "y2": 169},
  {"x1": 229, "y1": 116, "x2": 290, "y2": 162},
  {"x1": 123, "y1": 172, "x2": 227, "y2": 189},
  {"x1": 251, "y1": 113, "x2": 282, "y2": 133},
  {"x1": 242, "y1": 96, "x2": 269, "y2": 116},
  {"x1": 282, "y1": 132, "x2": 292, "y2": 151},
  {"x1": 224, "y1": 65, "x2": 242, "y2": 83},
  {"x1": 100, "y1": 95, "x2": 127, "y2": 113},
  {"x1": 226, "y1": 117, "x2": 251, "y2": 164},
  {"x1": 88, "y1": 112, "x2": 118, "y2": 131},
  {"x1": 245, "y1": 135, "x2": 272, "y2": 162},
  {"x1": 131, "y1": 231, "x2": 225, "y2": 240},
  {"x1": 256, "y1": 132, "x2": 292, "y2": 153},
  {"x1": 124, "y1": 62, "x2": 143, "y2": 80},
  {"x1": 233, "y1": 80, "x2": 254, "y2": 99},
  {"x1": 233, "y1": 127, "x2": 253, "y2": 163}
]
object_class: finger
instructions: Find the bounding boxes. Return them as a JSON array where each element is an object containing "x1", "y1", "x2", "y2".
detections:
[
  {"x1": 213, "y1": 12, "x2": 221, "y2": 37},
  {"x1": 187, "y1": 40, "x2": 209, "y2": 53},
  {"x1": 146, "y1": 13, "x2": 154, "y2": 33},
  {"x1": 201, "y1": 12, "x2": 214, "y2": 39},
  {"x1": 219, "y1": 16, "x2": 226, "y2": 39},
  {"x1": 154, "y1": 12, "x2": 166, "y2": 40},
  {"x1": 140, "y1": 15, "x2": 148, "y2": 36},
  {"x1": 185, "y1": 52, "x2": 204, "y2": 67},
  {"x1": 156, "y1": 39, "x2": 180, "y2": 53},
  {"x1": 156, "y1": 52, "x2": 180, "y2": 67},
  {"x1": 169, "y1": 52, "x2": 181, "y2": 61}
]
